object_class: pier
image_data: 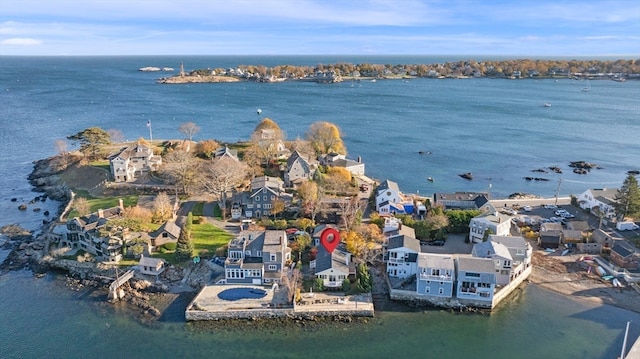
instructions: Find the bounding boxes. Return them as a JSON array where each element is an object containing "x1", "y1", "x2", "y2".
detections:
[{"x1": 107, "y1": 270, "x2": 134, "y2": 301}]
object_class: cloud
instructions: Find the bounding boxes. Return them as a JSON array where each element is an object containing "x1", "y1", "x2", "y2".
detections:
[{"x1": 1, "y1": 37, "x2": 42, "y2": 46}]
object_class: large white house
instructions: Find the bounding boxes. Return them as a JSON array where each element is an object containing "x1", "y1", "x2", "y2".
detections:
[
  {"x1": 109, "y1": 143, "x2": 162, "y2": 183},
  {"x1": 468, "y1": 211, "x2": 512, "y2": 243},
  {"x1": 385, "y1": 234, "x2": 420, "y2": 278},
  {"x1": 577, "y1": 188, "x2": 618, "y2": 219}
]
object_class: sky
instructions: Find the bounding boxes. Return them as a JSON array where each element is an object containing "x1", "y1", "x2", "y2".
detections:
[{"x1": 0, "y1": 0, "x2": 639, "y2": 56}]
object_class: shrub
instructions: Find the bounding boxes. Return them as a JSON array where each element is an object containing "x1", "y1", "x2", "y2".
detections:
[
  {"x1": 163, "y1": 242, "x2": 177, "y2": 251},
  {"x1": 342, "y1": 279, "x2": 351, "y2": 292},
  {"x1": 314, "y1": 278, "x2": 325, "y2": 291}
]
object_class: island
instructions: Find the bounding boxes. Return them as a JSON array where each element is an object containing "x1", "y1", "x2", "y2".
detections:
[{"x1": 2, "y1": 117, "x2": 640, "y2": 325}]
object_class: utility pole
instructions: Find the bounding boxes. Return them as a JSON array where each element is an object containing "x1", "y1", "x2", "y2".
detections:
[{"x1": 554, "y1": 178, "x2": 562, "y2": 206}]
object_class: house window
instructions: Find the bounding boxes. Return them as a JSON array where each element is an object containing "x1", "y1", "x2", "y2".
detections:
[
  {"x1": 270, "y1": 254, "x2": 276, "y2": 261},
  {"x1": 271, "y1": 195, "x2": 275, "y2": 200},
  {"x1": 268, "y1": 265, "x2": 277, "y2": 270},
  {"x1": 263, "y1": 196, "x2": 267, "y2": 201},
  {"x1": 466, "y1": 272, "x2": 480, "y2": 277},
  {"x1": 439, "y1": 288, "x2": 444, "y2": 295},
  {"x1": 425, "y1": 287, "x2": 430, "y2": 294}
]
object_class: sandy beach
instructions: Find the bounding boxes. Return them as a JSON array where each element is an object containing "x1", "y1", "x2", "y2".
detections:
[{"x1": 530, "y1": 251, "x2": 640, "y2": 313}]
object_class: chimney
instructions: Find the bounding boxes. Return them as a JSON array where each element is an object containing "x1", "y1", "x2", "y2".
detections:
[{"x1": 357, "y1": 156, "x2": 362, "y2": 163}]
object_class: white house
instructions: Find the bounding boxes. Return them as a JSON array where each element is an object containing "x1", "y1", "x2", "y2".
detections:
[
  {"x1": 319, "y1": 152, "x2": 365, "y2": 176},
  {"x1": 312, "y1": 245, "x2": 355, "y2": 289},
  {"x1": 577, "y1": 188, "x2": 618, "y2": 219},
  {"x1": 109, "y1": 143, "x2": 162, "y2": 183},
  {"x1": 138, "y1": 255, "x2": 165, "y2": 276},
  {"x1": 386, "y1": 234, "x2": 420, "y2": 278},
  {"x1": 468, "y1": 211, "x2": 511, "y2": 243}
]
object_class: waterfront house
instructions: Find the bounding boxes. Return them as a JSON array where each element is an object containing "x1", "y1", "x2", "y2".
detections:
[
  {"x1": 138, "y1": 255, "x2": 165, "y2": 276},
  {"x1": 312, "y1": 244, "x2": 355, "y2": 289},
  {"x1": 148, "y1": 221, "x2": 181, "y2": 250},
  {"x1": 433, "y1": 192, "x2": 489, "y2": 210},
  {"x1": 455, "y1": 257, "x2": 496, "y2": 304},
  {"x1": 382, "y1": 217, "x2": 416, "y2": 239},
  {"x1": 416, "y1": 253, "x2": 455, "y2": 298},
  {"x1": 377, "y1": 200, "x2": 407, "y2": 215},
  {"x1": 246, "y1": 176, "x2": 292, "y2": 218},
  {"x1": 224, "y1": 230, "x2": 291, "y2": 285},
  {"x1": 284, "y1": 151, "x2": 318, "y2": 187},
  {"x1": 375, "y1": 179, "x2": 402, "y2": 210},
  {"x1": 473, "y1": 235, "x2": 532, "y2": 286},
  {"x1": 468, "y1": 211, "x2": 511, "y2": 243},
  {"x1": 386, "y1": 234, "x2": 420, "y2": 278},
  {"x1": 577, "y1": 188, "x2": 619, "y2": 219},
  {"x1": 610, "y1": 241, "x2": 639, "y2": 269},
  {"x1": 63, "y1": 206, "x2": 124, "y2": 262},
  {"x1": 109, "y1": 143, "x2": 162, "y2": 183},
  {"x1": 319, "y1": 152, "x2": 365, "y2": 176}
]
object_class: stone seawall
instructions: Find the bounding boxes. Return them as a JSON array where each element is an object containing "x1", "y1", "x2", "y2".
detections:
[{"x1": 186, "y1": 307, "x2": 374, "y2": 321}]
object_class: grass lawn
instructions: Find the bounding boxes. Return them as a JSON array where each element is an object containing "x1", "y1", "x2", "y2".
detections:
[
  {"x1": 67, "y1": 193, "x2": 139, "y2": 218},
  {"x1": 191, "y1": 219, "x2": 234, "y2": 258},
  {"x1": 89, "y1": 160, "x2": 111, "y2": 172}
]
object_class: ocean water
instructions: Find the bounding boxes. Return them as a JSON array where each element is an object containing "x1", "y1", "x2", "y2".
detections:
[{"x1": 1, "y1": 56, "x2": 639, "y2": 358}]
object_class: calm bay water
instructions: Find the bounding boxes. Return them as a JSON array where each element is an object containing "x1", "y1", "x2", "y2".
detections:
[{"x1": 1, "y1": 56, "x2": 640, "y2": 358}]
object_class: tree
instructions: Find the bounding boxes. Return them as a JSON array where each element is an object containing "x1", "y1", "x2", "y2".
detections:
[
  {"x1": 614, "y1": 174, "x2": 640, "y2": 220},
  {"x1": 482, "y1": 228, "x2": 494, "y2": 242},
  {"x1": 337, "y1": 196, "x2": 364, "y2": 231},
  {"x1": 356, "y1": 263, "x2": 372, "y2": 293},
  {"x1": 195, "y1": 139, "x2": 219, "y2": 159},
  {"x1": 175, "y1": 212, "x2": 194, "y2": 261},
  {"x1": 160, "y1": 150, "x2": 201, "y2": 195},
  {"x1": 249, "y1": 118, "x2": 285, "y2": 166},
  {"x1": 324, "y1": 167, "x2": 352, "y2": 194},
  {"x1": 297, "y1": 181, "x2": 321, "y2": 221},
  {"x1": 178, "y1": 122, "x2": 200, "y2": 141},
  {"x1": 271, "y1": 198, "x2": 286, "y2": 219},
  {"x1": 122, "y1": 205, "x2": 153, "y2": 223},
  {"x1": 67, "y1": 127, "x2": 111, "y2": 160},
  {"x1": 293, "y1": 232, "x2": 312, "y2": 260},
  {"x1": 306, "y1": 121, "x2": 346, "y2": 154},
  {"x1": 293, "y1": 218, "x2": 314, "y2": 232},
  {"x1": 73, "y1": 197, "x2": 91, "y2": 217},
  {"x1": 201, "y1": 156, "x2": 248, "y2": 220},
  {"x1": 106, "y1": 129, "x2": 125, "y2": 143},
  {"x1": 152, "y1": 192, "x2": 174, "y2": 223}
]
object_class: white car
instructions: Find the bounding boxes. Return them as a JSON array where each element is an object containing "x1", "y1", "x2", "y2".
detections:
[
  {"x1": 523, "y1": 206, "x2": 532, "y2": 212},
  {"x1": 544, "y1": 204, "x2": 558, "y2": 209},
  {"x1": 555, "y1": 209, "x2": 570, "y2": 216}
]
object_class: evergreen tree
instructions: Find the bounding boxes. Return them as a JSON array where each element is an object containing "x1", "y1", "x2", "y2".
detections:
[
  {"x1": 356, "y1": 263, "x2": 372, "y2": 293},
  {"x1": 175, "y1": 212, "x2": 194, "y2": 261},
  {"x1": 614, "y1": 174, "x2": 640, "y2": 219},
  {"x1": 66, "y1": 127, "x2": 111, "y2": 160}
]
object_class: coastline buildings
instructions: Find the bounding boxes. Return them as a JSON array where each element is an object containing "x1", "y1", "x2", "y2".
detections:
[
  {"x1": 224, "y1": 230, "x2": 291, "y2": 285},
  {"x1": 109, "y1": 143, "x2": 162, "y2": 183},
  {"x1": 468, "y1": 210, "x2": 511, "y2": 243}
]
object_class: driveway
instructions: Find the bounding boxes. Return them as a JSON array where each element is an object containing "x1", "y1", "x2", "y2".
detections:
[{"x1": 420, "y1": 233, "x2": 473, "y2": 255}]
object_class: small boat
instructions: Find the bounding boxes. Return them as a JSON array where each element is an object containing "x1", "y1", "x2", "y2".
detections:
[
  {"x1": 370, "y1": 79, "x2": 377, "y2": 82},
  {"x1": 612, "y1": 278, "x2": 622, "y2": 287},
  {"x1": 459, "y1": 172, "x2": 473, "y2": 180},
  {"x1": 544, "y1": 248, "x2": 555, "y2": 253},
  {"x1": 581, "y1": 79, "x2": 591, "y2": 92},
  {"x1": 597, "y1": 266, "x2": 606, "y2": 276},
  {"x1": 427, "y1": 177, "x2": 434, "y2": 182},
  {"x1": 602, "y1": 275, "x2": 614, "y2": 281},
  {"x1": 561, "y1": 249, "x2": 570, "y2": 256},
  {"x1": 541, "y1": 103, "x2": 551, "y2": 107}
]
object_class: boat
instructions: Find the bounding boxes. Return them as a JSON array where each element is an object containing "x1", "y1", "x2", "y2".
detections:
[
  {"x1": 581, "y1": 79, "x2": 591, "y2": 92},
  {"x1": 562, "y1": 249, "x2": 570, "y2": 256},
  {"x1": 612, "y1": 278, "x2": 622, "y2": 287},
  {"x1": 370, "y1": 79, "x2": 377, "y2": 83},
  {"x1": 544, "y1": 248, "x2": 555, "y2": 253},
  {"x1": 541, "y1": 103, "x2": 551, "y2": 107},
  {"x1": 459, "y1": 172, "x2": 473, "y2": 180},
  {"x1": 602, "y1": 275, "x2": 614, "y2": 281},
  {"x1": 597, "y1": 266, "x2": 606, "y2": 276},
  {"x1": 427, "y1": 177, "x2": 434, "y2": 182}
]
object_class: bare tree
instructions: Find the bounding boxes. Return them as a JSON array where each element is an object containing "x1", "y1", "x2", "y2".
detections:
[
  {"x1": 106, "y1": 129, "x2": 125, "y2": 143},
  {"x1": 73, "y1": 197, "x2": 91, "y2": 217},
  {"x1": 338, "y1": 196, "x2": 365, "y2": 231},
  {"x1": 160, "y1": 150, "x2": 201, "y2": 195},
  {"x1": 152, "y1": 192, "x2": 174, "y2": 223},
  {"x1": 305, "y1": 121, "x2": 346, "y2": 154},
  {"x1": 297, "y1": 181, "x2": 321, "y2": 221},
  {"x1": 201, "y1": 157, "x2": 248, "y2": 219},
  {"x1": 178, "y1": 122, "x2": 201, "y2": 141}
]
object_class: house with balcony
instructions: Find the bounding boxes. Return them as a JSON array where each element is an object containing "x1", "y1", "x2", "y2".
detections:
[
  {"x1": 577, "y1": 188, "x2": 619, "y2": 219},
  {"x1": 246, "y1": 176, "x2": 292, "y2": 218},
  {"x1": 224, "y1": 230, "x2": 291, "y2": 285},
  {"x1": 468, "y1": 211, "x2": 511, "y2": 243},
  {"x1": 312, "y1": 244, "x2": 355, "y2": 289},
  {"x1": 385, "y1": 234, "x2": 420, "y2": 278},
  {"x1": 284, "y1": 150, "x2": 318, "y2": 187},
  {"x1": 416, "y1": 253, "x2": 455, "y2": 298},
  {"x1": 63, "y1": 206, "x2": 125, "y2": 262},
  {"x1": 455, "y1": 257, "x2": 496, "y2": 304},
  {"x1": 472, "y1": 235, "x2": 532, "y2": 286},
  {"x1": 109, "y1": 143, "x2": 162, "y2": 183}
]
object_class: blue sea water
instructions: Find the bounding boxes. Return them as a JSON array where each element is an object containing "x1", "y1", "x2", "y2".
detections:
[{"x1": 0, "y1": 56, "x2": 639, "y2": 358}]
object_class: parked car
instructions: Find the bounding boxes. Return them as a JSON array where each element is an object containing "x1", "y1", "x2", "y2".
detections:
[
  {"x1": 617, "y1": 221, "x2": 640, "y2": 231},
  {"x1": 544, "y1": 204, "x2": 558, "y2": 210},
  {"x1": 523, "y1": 206, "x2": 532, "y2": 212},
  {"x1": 555, "y1": 209, "x2": 570, "y2": 216},
  {"x1": 428, "y1": 240, "x2": 446, "y2": 246}
]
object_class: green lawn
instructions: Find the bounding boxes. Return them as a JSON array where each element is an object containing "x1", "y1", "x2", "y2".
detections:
[
  {"x1": 67, "y1": 193, "x2": 139, "y2": 218},
  {"x1": 191, "y1": 219, "x2": 234, "y2": 258},
  {"x1": 89, "y1": 160, "x2": 111, "y2": 172}
]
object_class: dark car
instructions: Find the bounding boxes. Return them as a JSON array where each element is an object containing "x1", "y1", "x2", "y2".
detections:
[{"x1": 428, "y1": 240, "x2": 446, "y2": 246}]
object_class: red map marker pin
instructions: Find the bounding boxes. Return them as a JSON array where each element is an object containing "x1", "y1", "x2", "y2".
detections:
[{"x1": 320, "y1": 228, "x2": 340, "y2": 253}]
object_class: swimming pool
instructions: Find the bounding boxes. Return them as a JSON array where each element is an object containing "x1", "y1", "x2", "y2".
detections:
[{"x1": 217, "y1": 287, "x2": 267, "y2": 301}]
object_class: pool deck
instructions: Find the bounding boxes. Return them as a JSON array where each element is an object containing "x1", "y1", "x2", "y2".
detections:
[{"x1": 185, "y1": 284, "x2": 374, "y2": 321}]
